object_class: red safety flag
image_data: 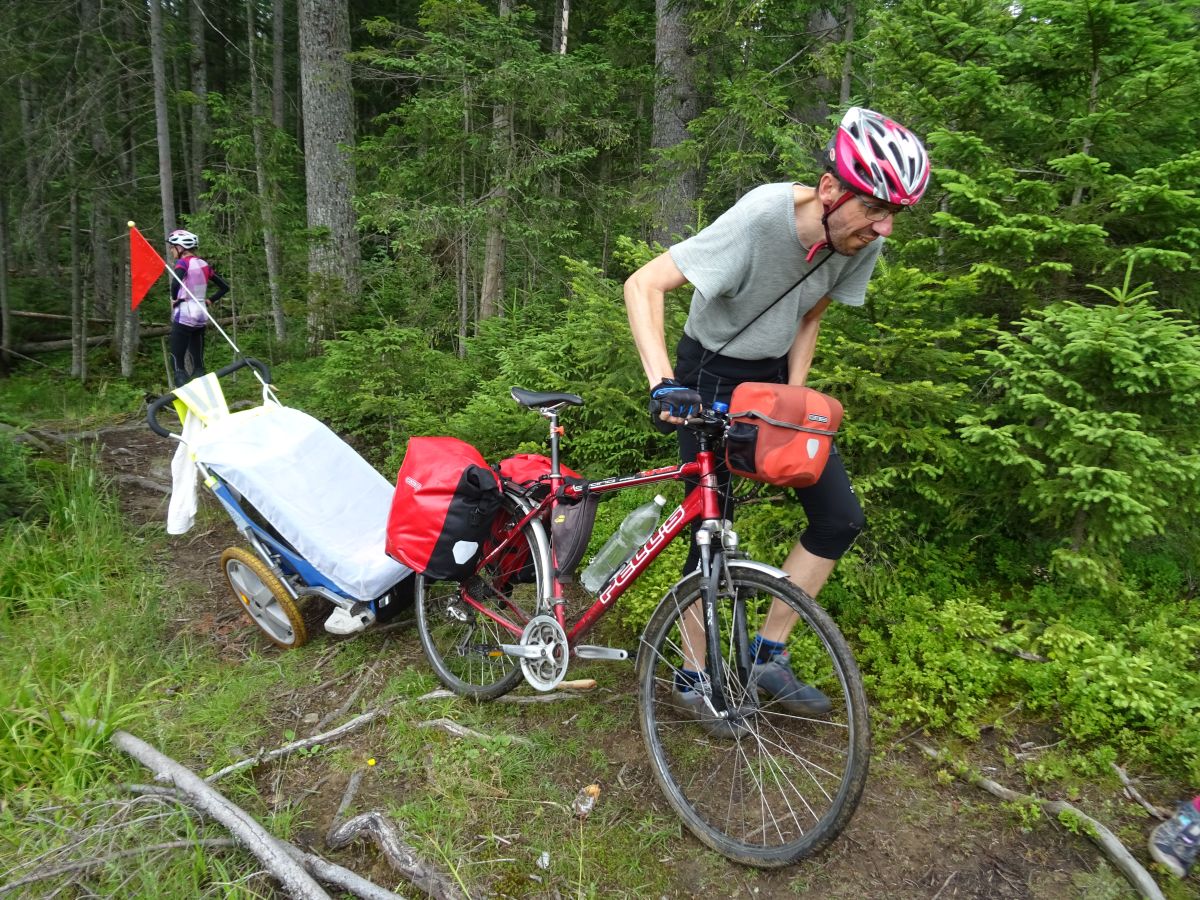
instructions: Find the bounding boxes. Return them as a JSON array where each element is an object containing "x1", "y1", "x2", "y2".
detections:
[{"x1": 129, "y1": 224, "x2": 166, "y2": 310}]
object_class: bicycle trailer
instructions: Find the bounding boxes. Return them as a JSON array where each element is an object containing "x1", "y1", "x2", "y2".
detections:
[{"x1": 149, "y1": 358, "x2": 412, "y2": 648}]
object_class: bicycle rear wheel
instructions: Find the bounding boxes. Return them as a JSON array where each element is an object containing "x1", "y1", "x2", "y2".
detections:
[
  {"x1": 416, "y1": 492, "x2": 547, "y2": 700},
  {"x1": 637, "y1": 564, "x2": 870, "y2": 867}
]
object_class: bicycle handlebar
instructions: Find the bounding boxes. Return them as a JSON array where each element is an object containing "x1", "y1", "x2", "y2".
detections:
[{"x1": 146, "y1": 357, "x2": 272, "y2": 438}]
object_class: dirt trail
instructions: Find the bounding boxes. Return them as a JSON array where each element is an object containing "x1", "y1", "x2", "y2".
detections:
[{"x1": 81, "y1": 416, "x2": 1186, "y2": 899}]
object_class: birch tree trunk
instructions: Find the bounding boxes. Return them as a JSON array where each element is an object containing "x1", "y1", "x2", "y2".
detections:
[
  {"x1": 478, "y1": 0, "x2": 513, "y2": 323},
  {"x1": 248, "y1": 0, "x2": 287, "y2": 341},
  {"x1": 149, "y1": 0, "x2": 177, "y2": 237},
  {"x1": 189, "y1": 1, "x2": 210, "y2": 213},
  {"x1": 298, "y1": 0, "x2": 359, "y2": 348},
  {"x1": 651, "y1": 0, "x2": 700, "y2": 244}
]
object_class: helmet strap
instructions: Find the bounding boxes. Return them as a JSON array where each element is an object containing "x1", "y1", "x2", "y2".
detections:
[{"x1": 806, "y1": 190, "x2": 857, "y2": 262}]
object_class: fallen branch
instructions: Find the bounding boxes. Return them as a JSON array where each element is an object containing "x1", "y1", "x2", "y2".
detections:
[
  {"x1": 915, "y1": 742, "x2": 1164, "y2": 900},
  {"x1": 110, "y1": 473, "x2": 171, "y2": 494},
  {"x1": 123, "y1": 783, "x2": 405, "y2": 900},
  {"x1": 206, "y1": 704, "x2": 395, "y2": 783},
  {"x1": 280, "y1": 842, "x2": 406, "y2": 900},
  {"x1": 328, "y1": 811, "x2": 466, "y2": 900},
  {"x1": 418, "y1": 717, "x2": 532, "y2": 747},
  {"x1": 109, "y1": 728, "x2": 330, "y2": 899},
  {"x1": 313, "y1": 650, "x2": 388, "y2": 735},
  {"x1": 418, "y1": 679, "x2": 595, "y2": 705},
  {"x1": 1112, "y1": 764, "x2": 1172, "y2": 821},
  {"x1": 0, "y1": 838, "x2": 236, "y2": 896}
]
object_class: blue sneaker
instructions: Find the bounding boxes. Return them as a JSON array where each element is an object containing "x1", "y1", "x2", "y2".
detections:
[
  {"x1": 750, "y1": 651, "x2": 832, "y2": 715},
  {"x1": 1149, "y1": 801, "x2": 1200, "y2": 878}
]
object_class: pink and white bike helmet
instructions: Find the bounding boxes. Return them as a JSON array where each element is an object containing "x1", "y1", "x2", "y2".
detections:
[{"x1": 824, "y1": 107, "x2": 929, "y2": 207}]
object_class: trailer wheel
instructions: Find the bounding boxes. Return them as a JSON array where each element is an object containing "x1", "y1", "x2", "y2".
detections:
[{"x1": 221, "y1": 546, "x2": 308, "y2": 649}]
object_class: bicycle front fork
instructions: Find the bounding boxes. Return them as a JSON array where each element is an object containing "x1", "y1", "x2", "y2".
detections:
[{"x1": 694, "y1": 521, "x2": 750, "y2": 717}]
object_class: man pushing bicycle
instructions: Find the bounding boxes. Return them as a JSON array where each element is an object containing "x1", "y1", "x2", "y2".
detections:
[{"x1": 624, "y1": 107, "x2": 931, "y2": 734}]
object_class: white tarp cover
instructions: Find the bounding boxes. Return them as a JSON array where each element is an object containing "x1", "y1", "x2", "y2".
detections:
[{"x1": 190, "y1": 404, "x2": 411, "y2": 601}]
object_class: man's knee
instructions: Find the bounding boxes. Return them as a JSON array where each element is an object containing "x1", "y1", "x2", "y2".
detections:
[{"x1": 799, "y1": 509, "x2": 865, "y2": 560}]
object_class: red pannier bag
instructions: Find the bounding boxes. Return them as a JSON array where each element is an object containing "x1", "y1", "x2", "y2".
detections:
[
  {"x1": 387, "y1": 437, "x2": 502, "y2": 581},
  {"x1": 495, "y1": 453, "x2": 596, "y2": 583},
  {"x1": 724, "y1": 383, "x2": 843, "y2": 489}
]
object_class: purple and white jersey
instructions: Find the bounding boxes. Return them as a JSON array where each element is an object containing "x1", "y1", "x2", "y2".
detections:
[{"x1": 172, "y1": 256, "x2": 212, "y2": 327}]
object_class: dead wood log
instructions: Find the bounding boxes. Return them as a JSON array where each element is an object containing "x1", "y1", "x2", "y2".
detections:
[
  {"x1": 328, "y1": 812, "x2": 465, "y2": 900},
  {"x1": 109, "y1": 728, "x2": 330, "y2": 899},
  {"x1": 915, "y1": 741, "x2": 1164, "y2": 900},
  {"x1": 206, "y1": 704, "x2": 395, "y2": 783}
]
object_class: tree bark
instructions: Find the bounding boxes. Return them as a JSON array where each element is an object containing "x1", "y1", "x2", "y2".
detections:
[
  {"x1": 298, "y1": 0, "x2": 359, "y2": 348},
  {"x1": 148, "y1": 0, "x2": 177, "y2": 237},
  {"x1": 117, "y1": 6, "x2": 139, "y2": 375},
  {"x1": 272, "y1": 0, "x2": 287, "y2": 131},
  {"x1": 479, "y1": 0, "x2": 513, "y2": 323},
  {"x1": 189, "y1": 0, "x2": 210, "y2": 214},
  {"x1": 552, "y1": 0, "x2": 570, "y2": 55},
  {"x1": 248, "y1": 0, "x2": 287, "y2": 341},
  {"x1": 839, "y1": 1, "x2": 856, "y2": 105},
  {"x1": 0, "y1": 190, "x2": 10, "y2": 373},
  {"x1": 17, "y1": 74, "x2": 49, "y2": 275},
  {"x1": 651, "y1": 0, "x2": 700, "y2": 244},
  {"x1": 70, "y1": 184, "x2": 86, "y2": 380}
]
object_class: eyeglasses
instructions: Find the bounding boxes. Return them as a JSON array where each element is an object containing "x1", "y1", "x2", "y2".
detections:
[{"x1": 856, "y1": 196, "x2": 906, "y2": 221}]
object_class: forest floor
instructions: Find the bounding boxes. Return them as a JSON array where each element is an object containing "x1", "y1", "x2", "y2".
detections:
[{"x1": 73, "y1": 416, "x2": 1198, "y2": 900}]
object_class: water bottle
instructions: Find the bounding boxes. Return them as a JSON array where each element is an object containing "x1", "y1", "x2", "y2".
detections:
[{"x1": 580, "y1": 495, "x2": 667, "y2": 593}]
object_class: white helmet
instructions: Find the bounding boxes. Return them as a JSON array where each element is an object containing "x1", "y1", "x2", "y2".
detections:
[{"x1": 167, "y1": 229, "x2": 199, "y2": 250}]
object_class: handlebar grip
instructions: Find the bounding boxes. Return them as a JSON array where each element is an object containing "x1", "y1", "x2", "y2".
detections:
[{"x1": 146, "y1": 356, "x2": 272, "y2": 438}]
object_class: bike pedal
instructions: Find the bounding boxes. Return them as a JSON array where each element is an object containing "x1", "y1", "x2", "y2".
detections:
[{"x1": 573, "y1": 645, "x2": 629, "y2": 661}]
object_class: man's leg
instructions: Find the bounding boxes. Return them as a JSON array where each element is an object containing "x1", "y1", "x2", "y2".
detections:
[{"x1": 759, "y1": 544, "x2": 837, "y2": 642}]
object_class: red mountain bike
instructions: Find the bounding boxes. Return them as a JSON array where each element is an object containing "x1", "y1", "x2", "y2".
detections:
[{"x1": 415, "y1": 387, "x2": 870, "y2": 868}]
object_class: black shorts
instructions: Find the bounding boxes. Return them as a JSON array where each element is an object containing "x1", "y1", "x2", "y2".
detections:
[{"x1": 675, "y1": 333, "x2": 864, "y2": 562}]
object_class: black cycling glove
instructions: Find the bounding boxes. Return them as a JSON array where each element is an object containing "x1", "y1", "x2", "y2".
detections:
[{"x1": 649, "y1": 378, "x2": 702, "y2": 433}]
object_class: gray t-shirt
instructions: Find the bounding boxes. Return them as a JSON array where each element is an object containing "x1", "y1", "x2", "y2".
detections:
[{"x1": 669, "y1": 182, "x2": 882, "y2": 360}]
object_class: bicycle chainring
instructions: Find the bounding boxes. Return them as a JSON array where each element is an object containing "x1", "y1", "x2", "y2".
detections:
[{"x1": 518, "y1": 614, "x2": 569, "y2": 692}]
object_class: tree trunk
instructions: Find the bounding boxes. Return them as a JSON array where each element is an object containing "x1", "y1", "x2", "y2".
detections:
[
  {"x1": 149, "y1": 0, "x2": 177, "y2": 237},
  {"x1": 17, "y1": 74, "x2": 49, "y2": 275},
  {"x1": 248, "y1": 0, "x2": 287, "y2": 342},
  {"x1": 552, "y1": 0, "x2": 570, "y2": 55},
  {"x1": 70, "y1": 184, "x2": 86, "y2": 380},
  {"x1": 0, "y1": 190, "x2": 10, "y2": 373},
  {"x1": 839, "y1": 1, "x2": 856, "y2": 105},
  {"x1": 189, "y1": 1, "x2": 210, "y2": 214},
  {"x1": 298, "y1": 0, "x2": 359, "y2": 348},
  {"x1": 651, "y1": 0, "x2": 700, "y2": 244},
  {"x1": 113, "y1": 7, "x2": 139, "y2": 374},
  {"x1": 479, "y1": 0, "x2": 513, "y2": 323},
  {"x1": 91, "y1": 205, "x2": 114, "y2": 321},
  {"x1": 272, "y1": 0, "x2": 287, "y2": 131}
]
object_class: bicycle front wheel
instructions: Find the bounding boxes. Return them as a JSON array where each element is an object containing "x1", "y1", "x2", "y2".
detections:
[
  {"x1": 416, "y1": 492, "x2": 547, "y2": 700},
  {"x1": 637, "y1": 565, "x2": 870, "y2": 867}
]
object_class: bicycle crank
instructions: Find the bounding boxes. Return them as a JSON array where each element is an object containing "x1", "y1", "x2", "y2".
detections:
[{"x1": 499, "y1": 614, "x2": 569, "y2": 692}]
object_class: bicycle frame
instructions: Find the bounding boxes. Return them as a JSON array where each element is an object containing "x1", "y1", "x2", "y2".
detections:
[{"x1": 457, "y1": 400, "x2": 730, "y2": 650}]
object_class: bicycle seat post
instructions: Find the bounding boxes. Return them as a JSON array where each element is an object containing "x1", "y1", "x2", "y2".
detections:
[{"x1": 539, "y1": 405, "x2": 563, "y2": 481}]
